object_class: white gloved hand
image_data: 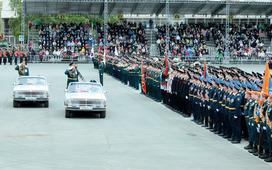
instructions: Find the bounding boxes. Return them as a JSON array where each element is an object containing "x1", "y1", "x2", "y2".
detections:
[
  {"x1": 249, "y1": 122, "x2": 251, "y2": 126},
  {"x1": 203, "y1": 104, "x2": 206, "y2": 107},
  {"x1": 208, "y1": 106, "x2": 211, "y2": 110},
  {"x1": 185, "y1": 96, "x2": 188, "y2": 99},
  {"x1": 258, "y1": 124, "x2": 260, "y2": 129},
  {"x1": 200, "y1": 103, "x2": 202, "y2": 107},
  {"x1": 195, "y1": 102, "x2": 198, "y2": 105},
  {"x1": 257, "y1": 127, "x2": 260, "y2": 133},
  {"x1": 251, "y1": 123, "x2": 254, "y2": 126},
  {"x1": 263, "y1": 126, "x2": 267, "y2": 130},
  {"x1": 216, "y1": 109, "x2": 219, "y2": 112},
  {"x1": 234, "y1": 116, "x2": 237, "y2": 119}
]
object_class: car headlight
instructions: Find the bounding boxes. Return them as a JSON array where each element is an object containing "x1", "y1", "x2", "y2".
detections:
[
  {"x1": 101, "y1": 100, "x2": 106, "y2": 108},
  {"x1": 43, "y1": 91, "x2": 48, "y2": 98},
  {"x1": 67, "y1": 99, "x2": 72, "y2": 106},
  {"x1": 14, "y1": 90, "x2": 19, "y2": 98}
]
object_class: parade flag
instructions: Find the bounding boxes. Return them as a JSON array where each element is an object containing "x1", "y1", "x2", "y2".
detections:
[
  {"x1": 257, "y1": 62, "x2": 272, "y2": 122},
  {"x1": 160, "y1": 51, "x2": 168, "y2": 87},
  {"x1": 19, "y1": 45, "x2": 21, "y2": 51},
  {"x1": 141, "y1": 58, "x2": 146, "y2": 93},
  {"x1": 203, "y1": 59, "x2": 211, "y2": 81}
]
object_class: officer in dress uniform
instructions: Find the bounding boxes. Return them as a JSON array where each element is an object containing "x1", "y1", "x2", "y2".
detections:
[
  {"x1": 8, "y1": 49, "x2": 13, "y2": 65},
  {"x1": 64, "y1": 62, "x2": 78, "y2": 88},
  {"x1": 244, "y1": 91, "x2": 254, "y2": 150},
  {"x1": 228, "y1": 83, "x2": 242, "y2": 144},
  {"x1": 99, "y1": 60, "x2": 105, "y2": 86},
  {"x1": 15, "y1": 61, "x2": 29, "y2": 76},
  {"x1": 3, "y1": 49, "x2": 7, "y2": 65},
  {"x1": 14, "y1": 50, "x2": 19, "y2": 65}
]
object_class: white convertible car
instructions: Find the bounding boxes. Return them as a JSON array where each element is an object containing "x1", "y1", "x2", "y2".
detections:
[
  {"x1": 13, "y1": 76, "x2": 50, "y2": 107},
  {"x1": 64, "y1": 82, "x2": 107, "y2": 118}
]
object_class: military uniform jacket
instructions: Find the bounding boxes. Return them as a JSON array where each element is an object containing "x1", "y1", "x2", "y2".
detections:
[
  {"x1": 249, "y1": 99, "x2": 257, "y2": 121},
  {"x1": 266, "y1": 105, "x2": 272, "y2": 129},
  {"x1": 189, "y1": 84, "x2": 195, "y2": 102},
  {"x1": 244, "y1": 99, "x2": 252, "y2": 118},
  {"x1": 260, "y1": 101, "x2": 268, "y2": 126},
  {"x1": 211, "y1": 87, "x2": 219, "y2": 110},
  {"x1": 228, "y1": 93, "x2": 242, "y2": 116},
  {"x1": 15, "y1": 65, "x2": 29, "y2": 76},
  {"x1": 65, "y1": 68, "x2": 77, "y2": 81}
]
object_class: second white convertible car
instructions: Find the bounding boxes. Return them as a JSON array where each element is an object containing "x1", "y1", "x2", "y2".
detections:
[
  {"x1": 64, "y1": 82, "x2": 107, "y2": 118},
  {"x1": 13, "y1": 76, "x2": 50, "y2": 107}
]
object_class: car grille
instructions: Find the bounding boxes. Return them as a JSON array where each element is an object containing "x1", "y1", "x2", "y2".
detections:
[
  {"x1": 19, "y1": 91, "x2": 44, "y2": 97},
  {"x1": 72, "y1": 99, "x2": 102, "y2": 105}
]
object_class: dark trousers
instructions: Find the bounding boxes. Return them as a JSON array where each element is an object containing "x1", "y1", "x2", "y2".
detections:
[
  {"x1": 232, "y1": 115, "x2": 241, "y2": 141},
  {"x1": 241, "y1": 115, "x2": 248, "y2": 138},
  {"x1": 225, "y1": 112, "x2": 232, "y2": 137},
  {"x1": 99, "y1": 73, "x2": 103, "y2": 86},
  {"x1": 14, "y1": 58, "x2": 18, "y2": 65}
]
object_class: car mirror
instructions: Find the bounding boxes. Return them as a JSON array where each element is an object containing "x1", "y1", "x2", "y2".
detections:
[{"x1": 104, "y1": 91, "x2": 107, "y2": 94}]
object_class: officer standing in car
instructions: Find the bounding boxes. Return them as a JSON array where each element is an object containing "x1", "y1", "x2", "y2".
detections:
[
  {"x1": 15, "y1": 61, "x2": 29, "y2": 76},
  {"x1": 65, "y1": 62, "x2": 78, "y2": 88}
]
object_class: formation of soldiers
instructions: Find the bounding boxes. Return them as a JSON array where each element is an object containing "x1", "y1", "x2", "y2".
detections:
[
  {"x1": 0, "y1": 48, "x2": 29, "y2": 65},
  {"x1": 93, "y1": 52, "x2": 272, "y2": 162}
]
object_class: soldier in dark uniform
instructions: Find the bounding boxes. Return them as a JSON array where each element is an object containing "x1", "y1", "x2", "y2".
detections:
[
  {"x1": 229, "y1": 83, "x2": 242, "y2": 144},
  {"x1": 3, "y1": 49, "x2": 7, "y2": 65},
  {"x1": 8, "y1": 49, "x2": 13, "y2": 65},
  {"x1": 99, "y1": 60, "x2": 105, "y2": 86},
  {"x1": 244, "y1": 91, "x2": 254, "y2": 150},
  {"x1": 14, "y1": 50, "x2": 19, "y2": 65}
]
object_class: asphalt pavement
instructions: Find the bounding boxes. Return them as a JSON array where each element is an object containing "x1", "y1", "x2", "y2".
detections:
[{"x1": 0, "y1": 63, "x2": 271, "y2": 170}]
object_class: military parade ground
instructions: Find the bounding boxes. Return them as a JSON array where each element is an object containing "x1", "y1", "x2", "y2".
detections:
[{"x1": 0, "y1": 63, "x2": 270, "y2": 169}]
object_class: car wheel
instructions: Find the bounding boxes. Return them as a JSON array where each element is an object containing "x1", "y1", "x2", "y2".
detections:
[
  {"x1": 69, "y1": 112, "x2": 73, "y2": 118},
  {"x1": 100, "y1": 111, "x2": 106, "y2": 118},
  {"x1": 44, "y1": 101, "x2": 49, "y2": 108},
  {"x1": 13, "y1": 101, "x2": 18, "y2": 107},
  {"x1": 65, "y1": 110, "x2": 70, "y2": 118}
]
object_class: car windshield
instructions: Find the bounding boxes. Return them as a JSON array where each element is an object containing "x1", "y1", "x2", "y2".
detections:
[
  {"x1": 68, "y1": 83, "x2": 102, "y2": 93},
  {"x1": 17, "y1": 77, "x2": 46, "y2": 86}
]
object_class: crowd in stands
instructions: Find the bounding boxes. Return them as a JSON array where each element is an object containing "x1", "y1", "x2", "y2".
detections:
[
  {"x1": 95, "y1": 20, "x2": 149, "y2": 56},
  {"x1": 30, "y1": 19, "x2": 272, "y2": 61},
  {"x1": 208, "y1": 23, "x2": 269, "y2": 59},
  {"x1": 155, "y1": 23, "x2": 209, "y2": 58},
  {"x1": 37, "y1": 22, "x2": 90, "y2": 59}
]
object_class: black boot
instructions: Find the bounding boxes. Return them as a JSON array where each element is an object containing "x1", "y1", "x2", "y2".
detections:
[
  {"x1": 244, "y1": 142, "x2": 253, "y2": 150},
  {"x1": 260, "y1": 150, "x2": 269, "y2": 159},
  {"x1": 248, "y1": 145, "x2": 257, "y2": 153},
  {"x1": 265, "y1": 153, "x2": 272, "y2": 162}
]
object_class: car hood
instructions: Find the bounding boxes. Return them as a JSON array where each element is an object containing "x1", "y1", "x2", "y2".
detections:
[
  {"x1": 66, "y1": 92, "x2": 106, "y2": 101},
  {"x1": 14, "y1": 85, "x2": 48, "y2": 91}
]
